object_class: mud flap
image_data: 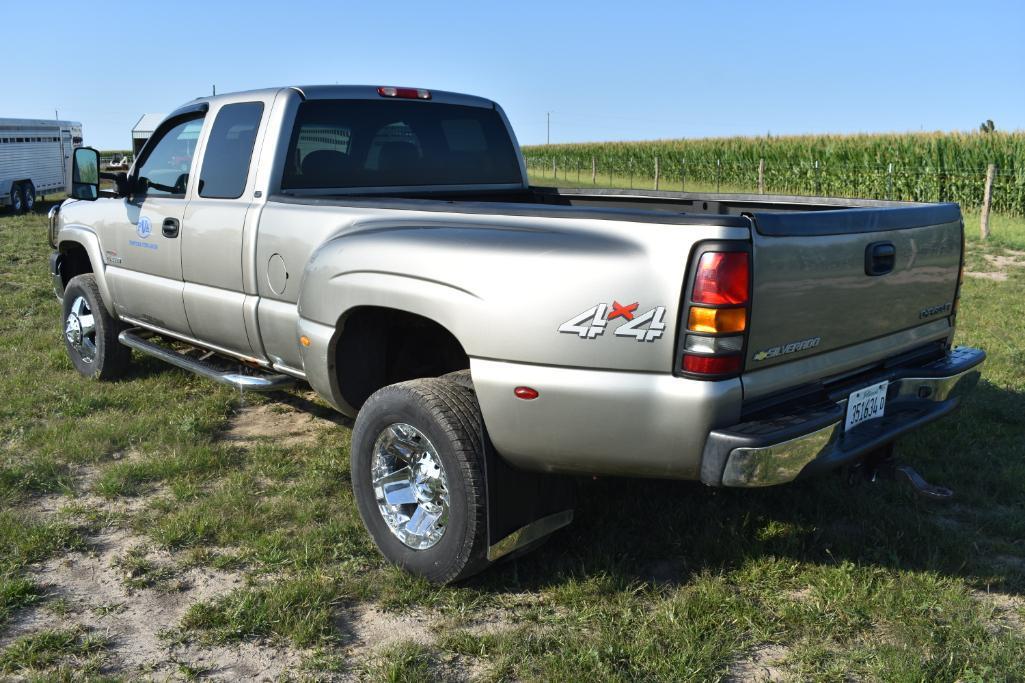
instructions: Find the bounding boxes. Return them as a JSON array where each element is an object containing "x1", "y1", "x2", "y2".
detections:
[{"x1": 480, "y1": 429, "x2": 576, "y2": 562}]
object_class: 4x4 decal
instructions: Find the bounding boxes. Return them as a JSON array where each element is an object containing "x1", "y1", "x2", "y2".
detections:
[{"x1": 559, "y1": 301, "x2": 667, "y2": 342}]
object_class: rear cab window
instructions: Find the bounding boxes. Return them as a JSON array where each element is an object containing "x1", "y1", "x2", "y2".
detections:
[
  {"x1": 281, "y1": 99, "x2": 522, "y2": 191},
  {"x1": 199, "y1": 102, "x2": 264, "y2": 199}
]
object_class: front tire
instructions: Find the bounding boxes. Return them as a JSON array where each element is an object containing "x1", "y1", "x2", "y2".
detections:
[
  {"x1": 351, "y1": 377, "x2": 490, "y2": 584},
  {"x1": 62, "y1": 274, "x2": 131, "y2": 380}
]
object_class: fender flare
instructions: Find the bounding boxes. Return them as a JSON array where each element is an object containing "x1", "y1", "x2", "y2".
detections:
[{"x1": 56, "y1": 225, "x2": 116, "y2": 317}]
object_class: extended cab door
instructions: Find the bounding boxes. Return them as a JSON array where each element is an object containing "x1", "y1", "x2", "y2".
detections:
[
  {"x1": 180, "y1": 99, "x2": 269, "y2": 357},
  {"x1": 105, "y1": 113, "x2": 205, "y2": 335}
]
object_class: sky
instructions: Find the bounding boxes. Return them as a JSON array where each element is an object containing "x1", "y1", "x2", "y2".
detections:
[{"x1": 4, "y1": 0, "x2": 1023, "y2": 150}]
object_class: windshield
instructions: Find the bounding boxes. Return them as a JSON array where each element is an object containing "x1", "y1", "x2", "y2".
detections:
[{"x1": 281, "y1": 99, "x2": 522, "y2": 190}]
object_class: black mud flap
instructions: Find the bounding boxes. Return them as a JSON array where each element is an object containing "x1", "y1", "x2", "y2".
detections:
[{"x1": 480, "y1": 430, "x2": 576, "y2": 562}]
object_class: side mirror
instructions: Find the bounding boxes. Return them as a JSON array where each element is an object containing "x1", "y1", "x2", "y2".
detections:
[{"x1": 71, "y1": 147, "x2": 100, "y2": 200}]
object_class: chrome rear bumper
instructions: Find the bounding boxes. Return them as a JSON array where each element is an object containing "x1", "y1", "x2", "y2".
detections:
[{"x1": 701, "y1": 346, "x2": 985, "y2": 487}]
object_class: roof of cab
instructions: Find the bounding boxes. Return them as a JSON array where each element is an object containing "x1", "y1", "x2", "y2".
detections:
[{"x1": 182, "y1": 85, "x2": 496, "y2": 111}]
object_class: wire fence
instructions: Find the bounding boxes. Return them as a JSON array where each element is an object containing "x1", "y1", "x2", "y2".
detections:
[{"x1": 524, "y1": 156, "x2": 1025, "y2": 218}]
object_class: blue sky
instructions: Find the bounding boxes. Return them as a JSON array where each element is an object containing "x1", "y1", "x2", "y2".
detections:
[{"x1": 4, "y1": 0, "x2": 1022, "y2": 149}]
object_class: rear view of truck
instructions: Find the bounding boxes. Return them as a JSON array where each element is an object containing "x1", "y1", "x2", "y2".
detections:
[{"x1": 687, "y1": 200, "x2": 983, "y2": 489}]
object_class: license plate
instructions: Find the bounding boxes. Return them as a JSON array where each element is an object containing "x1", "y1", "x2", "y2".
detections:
[{"x1": 845, "y1": 380, "x2": 888, "y2": 432}]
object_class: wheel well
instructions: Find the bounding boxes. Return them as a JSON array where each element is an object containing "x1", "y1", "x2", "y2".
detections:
[
  {"x1": 57, "y1": 242, "x2": 93, "y2": 290},
  {"x1": 334, "y1": 307, "x2": 469, "y2": 410}
]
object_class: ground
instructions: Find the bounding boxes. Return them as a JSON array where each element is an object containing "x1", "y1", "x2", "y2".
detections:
[{"x1": 1, "y1": 202, "x2": 1024, "y2": 681}]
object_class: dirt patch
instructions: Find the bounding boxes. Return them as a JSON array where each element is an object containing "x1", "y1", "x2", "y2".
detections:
[
  {"x1": 725, "y1": 643, "x2": 789, "y2": 682},
  {"x1": 966, "y1": 271, "x2": 1009, "y2": 281},
  {"x1": 222, "y1": 399, "x2": 339, "y2": 447},
  {"x1": 984, "y1": 254, "x2": 1025, "y2": 270},
  {"x1": 0, "y1": 524, "x2": 307, "y2": 680},
  {"x1": 973, "y1": 590, "x2": 1025, "y2": 636}
]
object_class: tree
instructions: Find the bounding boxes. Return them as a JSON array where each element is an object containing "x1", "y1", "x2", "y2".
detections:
[{"x1": 979, "y1": 119, "x2": 996, "y2": 134}]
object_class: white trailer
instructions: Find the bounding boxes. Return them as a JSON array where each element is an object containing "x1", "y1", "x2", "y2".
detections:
[{"x1": 0, "y1": 118, "x2": 83, "y2": 212}]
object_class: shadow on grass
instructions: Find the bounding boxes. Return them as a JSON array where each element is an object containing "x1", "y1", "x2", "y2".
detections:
[{"x1": 470, "y1": 380, "x2": 1025, "y2": 596}]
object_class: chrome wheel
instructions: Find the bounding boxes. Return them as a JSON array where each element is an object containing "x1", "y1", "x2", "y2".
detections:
[
  {"x1": 65, "y1": 295, "x2": 97, "y2": 363},
  {"x1": 371, "y1": 423, "x2": 450, "y2": 550}
]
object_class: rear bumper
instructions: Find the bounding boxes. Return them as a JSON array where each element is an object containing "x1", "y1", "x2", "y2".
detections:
[{"x1": 701, "y1": 346, "x2": 985, "y2": 487}]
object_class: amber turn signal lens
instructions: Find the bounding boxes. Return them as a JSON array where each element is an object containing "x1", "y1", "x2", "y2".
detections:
[{"x1": 687, "y1": 306, "x2": 746, "y2": 334}]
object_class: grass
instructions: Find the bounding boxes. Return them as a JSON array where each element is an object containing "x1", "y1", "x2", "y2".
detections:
[{"x1": 1, "y1": 201, "x2": 1024, "y2": 679}]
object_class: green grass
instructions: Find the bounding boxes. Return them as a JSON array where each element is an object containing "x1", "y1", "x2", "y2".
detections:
[{"x1": 1, "y1": 202, "x2": 1024, "y2": 679}]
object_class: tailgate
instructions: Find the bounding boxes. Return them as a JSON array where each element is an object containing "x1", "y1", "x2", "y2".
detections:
[{"x1": 745, "y1": 204, "x2": 962, "y2": 370}]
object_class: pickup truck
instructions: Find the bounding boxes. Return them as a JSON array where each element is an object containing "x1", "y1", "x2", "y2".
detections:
[{"x1": 49, "y1": 85, "x2": 984, "y2": 583}]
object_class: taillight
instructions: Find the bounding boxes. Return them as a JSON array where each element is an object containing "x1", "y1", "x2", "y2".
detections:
[
  {"x1": 692, "y1": 252, "x2": 749, "y2": 305},
  {"x1": 377, "y1": 86, "x2": 432, "y2": 100},
  {"x1": 680, "y1": 248, "x2": 750, "y2": 379}
]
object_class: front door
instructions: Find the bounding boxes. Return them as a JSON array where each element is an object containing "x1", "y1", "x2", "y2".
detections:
[{"x1": 105, "y1": 115, "x2": 205, "y2": 335}]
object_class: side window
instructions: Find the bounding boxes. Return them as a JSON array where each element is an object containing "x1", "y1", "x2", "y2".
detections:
[
  {"x1": 198, "y1": 102, "x2": 264, "y2": 199},
  {"x1": 136, "y1": 117, "x2": 204, "y2": 197}
]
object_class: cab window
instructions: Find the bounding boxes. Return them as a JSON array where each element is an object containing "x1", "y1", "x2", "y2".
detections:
[
  {"x1": 135, "y1": 117, "x2": 204, "y2": 197},
  {"x1": 198, "y1": 102, "x2": 264, "y2": 199}
]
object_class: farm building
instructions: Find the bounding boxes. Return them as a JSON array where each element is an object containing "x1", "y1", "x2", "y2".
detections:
[{"x1": 131, "y1": 113, "x2": 165, "y2": 155}]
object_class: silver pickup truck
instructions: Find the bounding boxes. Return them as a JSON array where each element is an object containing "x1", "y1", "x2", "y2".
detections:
[{"x1": 49, "y1": 85, "x2": 984, "y2": 583}]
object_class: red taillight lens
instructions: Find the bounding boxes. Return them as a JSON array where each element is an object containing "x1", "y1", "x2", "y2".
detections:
[
  {"x1": 377, "y1": 86, "x2": 431, "y2": 100},
  {"x1": 692, "y1": 252, "x2": 749, "y2": 305},
  {"x1": 682, "y1": 354, "x2": 742, "y2": 375}
]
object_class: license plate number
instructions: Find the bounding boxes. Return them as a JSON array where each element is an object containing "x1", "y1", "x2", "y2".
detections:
[{"x1": 845, "y1": 381, "x2": 888, "y2": 432}]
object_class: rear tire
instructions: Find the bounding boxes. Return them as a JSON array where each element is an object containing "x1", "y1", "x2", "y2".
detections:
[
  {"x1": 351, "y1": 377, "x2": 490, "y2": 584},
  {"x1": 9, "y1": 184, "x2": 24, "y2": 213},
  {"x1": 22, "y1": 182, "x2": 35, "y2": 212},
  {"x1": 62, "y1": 274, "x2": 131, "y2": 380}
]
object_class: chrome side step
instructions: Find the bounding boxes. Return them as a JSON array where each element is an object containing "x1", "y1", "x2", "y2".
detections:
[{"x1": 118, "y1": 328, "x2": 295, "y2": 392}]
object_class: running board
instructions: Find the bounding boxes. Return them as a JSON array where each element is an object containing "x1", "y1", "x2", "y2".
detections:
[{"x1": 118, "y1": 328, "x2": 295, "y2": 392}]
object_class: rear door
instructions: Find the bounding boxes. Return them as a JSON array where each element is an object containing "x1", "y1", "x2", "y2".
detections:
[
  {"x1": 746, "y1": 204, "x2": 962, "y2": 370},
  {"x1": 181, "y1": 98, "x2": 269, "y2": 357}
]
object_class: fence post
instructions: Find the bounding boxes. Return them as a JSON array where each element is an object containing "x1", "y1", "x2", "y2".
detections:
[
  {"x1": 814, "y1": 160, "x2": 820, "y2": 195},
  {"x1": 629, "y1": 160, "x2": 633, "y2": 189},
  {"x1": 887, "y1": 163, "x2": 894, "y2": 200},
  {"x1": 654, "y1": 157, "x2": 660, "y2": 191},
  {"x1": 591, "y1": 156, "x2": 596, "y2": 184},
  {"x1": 716, "y1": 158, "x2": 721, "y2": 193},
  {"x1": 681, "y1": 158, "x2": 686, "y2": 192},
  {"x1": 553, "y1": 158, "x2": 557, "y2": 181},
  {"x1": 980, "y1": 163, "x2": 997, "y2": 240},
  {"x1": 758, "y1": 158, "x2": 765, "y2": 194}
]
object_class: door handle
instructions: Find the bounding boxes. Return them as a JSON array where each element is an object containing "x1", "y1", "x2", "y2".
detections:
[
  {"x1": 162, "y1": 218, "x2": 180, "y2": 238},
  {"x1": 865, "y1": 241, "x2": 895, "y2": 276}
]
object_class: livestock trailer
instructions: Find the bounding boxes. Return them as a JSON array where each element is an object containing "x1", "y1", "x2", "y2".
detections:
[{"x1": 1, "y1": 118, "x2": 83, "y2": 212}]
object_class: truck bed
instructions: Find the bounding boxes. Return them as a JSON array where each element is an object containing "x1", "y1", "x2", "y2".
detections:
[{"x1": 271, "y1": 186, "x2": 961, "y2": 234}]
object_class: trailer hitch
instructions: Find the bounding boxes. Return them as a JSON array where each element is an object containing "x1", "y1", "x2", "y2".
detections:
[{"x1": 847, "y1": 445, "x2": 954, "y2": 501}]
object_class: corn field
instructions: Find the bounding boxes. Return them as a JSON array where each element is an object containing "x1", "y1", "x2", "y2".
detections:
[{"x1": 523, "y1": 131, "x2": 1025, "y2": 215}]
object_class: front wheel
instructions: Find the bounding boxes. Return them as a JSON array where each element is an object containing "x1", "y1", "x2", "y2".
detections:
[
  {"x1": 351, "y1": 377, "x2": 490, "y2": 584},
  {"x1": 62, "y1": 274, "x2": 131, "y2": 380}
]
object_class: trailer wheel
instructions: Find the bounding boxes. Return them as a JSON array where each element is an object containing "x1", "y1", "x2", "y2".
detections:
[
  {"x1": 351, "y1": 377, "x2": 491, "y2": 584},
  {"x1": 21, "y1": 183, "x2": 35, "y2": 212},
  {"x1": 9, "y1": 184, "x2": 24, "y2": 213}
]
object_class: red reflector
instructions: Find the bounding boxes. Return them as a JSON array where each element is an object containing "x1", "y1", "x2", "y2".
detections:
[
  {"x1": 514, "y1": 386, "x2": 539, "y2": 400},
  {"x1": 682, "y1": 354, "x2": 742, "y2": 375},
  {"x1": 377, "y1": 86, "x2": 431, "y2": 100},
  {"x1": 692, "y1": 252, "x2": 749, "y2": 305}
]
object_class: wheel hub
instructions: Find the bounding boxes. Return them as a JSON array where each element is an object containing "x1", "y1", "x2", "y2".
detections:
[
  {"x1": 64, "y1": 296, "x2": 97, "y2": 363},
  {"x1": 371, "y1": 423, "x2": 450, "y2": 550}
]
